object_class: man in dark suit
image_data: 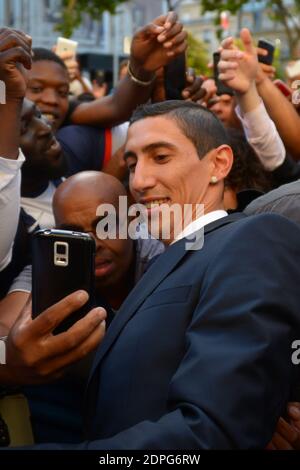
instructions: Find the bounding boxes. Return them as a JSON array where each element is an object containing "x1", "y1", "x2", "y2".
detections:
[{"x1": 30, "y1": 101, "x2": 300, "y2": 449}]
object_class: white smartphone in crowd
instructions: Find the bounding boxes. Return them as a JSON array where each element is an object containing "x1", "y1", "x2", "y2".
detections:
[{"x1": 56, "y1": 37, "x2": 78, "y2": 57}]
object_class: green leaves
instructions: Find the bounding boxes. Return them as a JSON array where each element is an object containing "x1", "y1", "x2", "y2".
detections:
[
  {"x1": 187, "y1": 33, "x2": 210, "y2": 76},
  {"x1": 55, "y1": 0, "x2": 129, "y2": 37}
]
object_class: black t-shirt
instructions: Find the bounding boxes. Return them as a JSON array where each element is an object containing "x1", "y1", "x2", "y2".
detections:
[{"x1": 56, "y1": 125, "x2": 111, "y2": 176}]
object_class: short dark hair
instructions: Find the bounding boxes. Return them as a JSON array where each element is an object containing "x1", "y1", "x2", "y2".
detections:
[
  {"x1": 32, "y1": 48, "x2": 68, "y2": 71},
  {"x1": 130, "y1": 100, "x2": 230, "y2": 159},
  {"x1": 226, "y1": 128, "x2": 272, "y2": 192}
]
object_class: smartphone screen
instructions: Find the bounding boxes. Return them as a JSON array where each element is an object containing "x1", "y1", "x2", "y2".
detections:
[{"x1": 164, "y1": 53, "x2": 186, "y2": 100}]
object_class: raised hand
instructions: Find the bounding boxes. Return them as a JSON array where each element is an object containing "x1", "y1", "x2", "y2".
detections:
[
  {"x1": 218, "y1": 28, "x2": 259, "y2": 95},
  {"x1": 130, "y1": 11, "x2": 187, "y2": 80},
  {"x1": 0, "y1": 28, "x2": 32, "y2": 101},
  {"x1": 182, "y1": 70, "x2": 206, "y2": 103}
]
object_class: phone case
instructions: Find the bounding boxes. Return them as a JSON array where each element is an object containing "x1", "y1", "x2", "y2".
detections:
[
  {"x1": 213, "y1": 52, "x2": 234, "y2": 97},
  {"x1": 32, "y1": 229, "x2": 96, "y2": 334},
  {"x1": 56, "y1": 37, "x2": 78, "y2": 57},
  {"x1": 257, "y1": 39, "x2": 275, "y2": 65},
  {"x1": 164, "y1": 53, "x2": 186, "y2": 100}
]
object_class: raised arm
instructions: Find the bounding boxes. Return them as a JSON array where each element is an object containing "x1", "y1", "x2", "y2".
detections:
[
  {"x1": 0, "y1": 28, "x2": 31, "y2": 271},
  {"x1": 70, "y1": 12, "x2": 187, "y2": 127},
  {"x1": 218, "y1": 29, "x2": 286, "y2": 171},
  {"x1": 256, "y1": 63, "x2": 300, "y2": 162}
]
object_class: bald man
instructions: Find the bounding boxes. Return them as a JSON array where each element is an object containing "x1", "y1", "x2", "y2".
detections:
[{"x1": 1, "y1": 171, "x2": 164, "y2": 329}]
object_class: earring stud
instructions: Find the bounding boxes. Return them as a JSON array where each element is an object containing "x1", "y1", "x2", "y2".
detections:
[{"x1": 211, "y1": 176, "x2": 218, "y2": 184}]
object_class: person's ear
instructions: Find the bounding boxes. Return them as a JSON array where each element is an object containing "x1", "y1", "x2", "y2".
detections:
[{"x1": 209, "y1": 145, "x2": 233, "y2": 183}]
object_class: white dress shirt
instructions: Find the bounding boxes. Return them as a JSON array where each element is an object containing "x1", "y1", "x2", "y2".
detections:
[{"x1": 172, "y1": 210, "x2": 228, "y2": 245}]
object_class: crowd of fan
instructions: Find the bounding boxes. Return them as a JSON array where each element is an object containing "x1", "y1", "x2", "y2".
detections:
[{"x1": 1, "y1": 12, "x2": 300, "y2": 450}]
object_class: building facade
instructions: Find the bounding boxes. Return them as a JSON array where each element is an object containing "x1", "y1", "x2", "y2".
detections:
[
  {"x1": 0, "y1": 0, "x2": 165, "y2": 54},
  {"x1": 176, "y1": 0, "x2": 293, "y2": 59}
]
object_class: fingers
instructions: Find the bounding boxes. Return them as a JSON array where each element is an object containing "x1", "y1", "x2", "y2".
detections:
[
  {"x1": 0, "y1": 30, "x2": 32, "y2": 56},
  {"x1": 0, "y1": 28, "x2": 32, "y2": 71},
  {"x1": 288, "y1": 402, "x2": 300, "y2": 428},
  {"x1": 165, "y1": 38, "x2": 187, "y2": 58},
  {"x1": 0, "y1": 47, "x2": 32, "y2": 70},
  {"x1": 220, "y1": 49, "x2": 244, "y2": 61},
  {"x1": 240, "y1": 28, "x2": 255, "y2": 55},
  {"x1": 49, "y1": 307, "x2": 106, "y2": 356},
  {"x1": 164, "y1": 11, "x2": 177, "y2": 30},
  {"x1": 271, "y1": 432, "x2": 294, "y2": 450},
  {"x1": 182, "y1": 76, "x2": 206, "y2": 102},
  {"x1": 220, "y1": 36, "x2": 235, "y2": 50},
  {"x1": 259, "y1": 62, "x2": 276, "y2": 79},
  {"x1": 277, "y1": 417, "x2": 299, "y2": 444},
  {"x1": 56, "y1": 50, "x2": 75, "y2": 61},
  {"x1": 157, "y1": 21, "x2": 183, "y2": 43},
  {"x1": 256, "y1": 47, "x2": 268, "y2": 56},
  {"x1": 162, "y1": 30, "x2": 186, "y2": 49},
  {"x1": 42, "y1": 317, "x2": 106, "y2": 375},
  {"x1": 29, "y1": 290, "x2": 90, "y2": 336},
  {"x1": 218, "y1": 59, "x2": 239, "y2": 72},
  {"x1": 153, "y1": 12, "x2": 178, "y2": 30},
  {"x1": 219, "y1": 72, "x2": 236, "y2": 83},
  {"x1": 270, "y1": 416, "x2": 300, "y2": 450}
]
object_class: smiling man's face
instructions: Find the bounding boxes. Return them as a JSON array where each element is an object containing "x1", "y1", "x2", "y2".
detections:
[
  {"x1": 26, "y1": 60, "x2": 70, "y2": 132},
  {"x1": 125, "y1": 116, "x2": 214, "y2": 243},
  {"x1": 20, "y1": 98, "x2": 67, "y2": 179}
]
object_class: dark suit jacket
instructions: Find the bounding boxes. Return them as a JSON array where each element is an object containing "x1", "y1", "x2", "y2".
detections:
[{"x1": 36, "y1": 213, "x2": 300, "y2": 449}]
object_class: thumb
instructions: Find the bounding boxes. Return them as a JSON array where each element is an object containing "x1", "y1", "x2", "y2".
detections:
[
  {"x1": 141, "y1": 22, "x2": 164, "y2": 38},
  {"x1": 240, "y1": 28, "x2": 255, "y2": 55}
]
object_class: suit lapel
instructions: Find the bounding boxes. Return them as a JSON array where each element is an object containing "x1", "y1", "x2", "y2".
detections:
[{"x1": 88, "y1": 212, "x2": 244, "y2": 384}]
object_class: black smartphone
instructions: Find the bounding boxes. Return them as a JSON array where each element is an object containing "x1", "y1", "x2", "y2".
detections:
[
  {"x1": 164, "y1": 53, "x2": 186, "y2": 100},
  {"x1": 213, "y1": 52, "x2": 234, "y2": 96},
  {"x1": 32, "y1": 229, "x2": 96, "y2": 334},
  {"x1": 257, "y1": 39, "x2": 275, "y2": 65}
]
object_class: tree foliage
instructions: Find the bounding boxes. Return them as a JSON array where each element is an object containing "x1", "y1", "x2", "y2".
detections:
[
  {"x1": 56, "y1": 0, "x2": 130, "y2": 37},
  {"x1": 187, "y1": 33, "x2": 210, "y2": 76},
  {"x1": 201, "y1": 0, "x2": 300, "y2": 58}
]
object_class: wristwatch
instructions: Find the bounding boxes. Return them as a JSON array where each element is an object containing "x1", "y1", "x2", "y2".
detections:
[{"x1": 0, "y1": 337, "x2": 7, "y2": 365}]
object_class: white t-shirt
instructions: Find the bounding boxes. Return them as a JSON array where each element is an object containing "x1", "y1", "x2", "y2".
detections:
[
  {"x1": 0, "y1": 151, "x2": 25, "y2": 271},
  {"x1": 21, "y1": 181, "x2": 58, "y2": 230}
]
